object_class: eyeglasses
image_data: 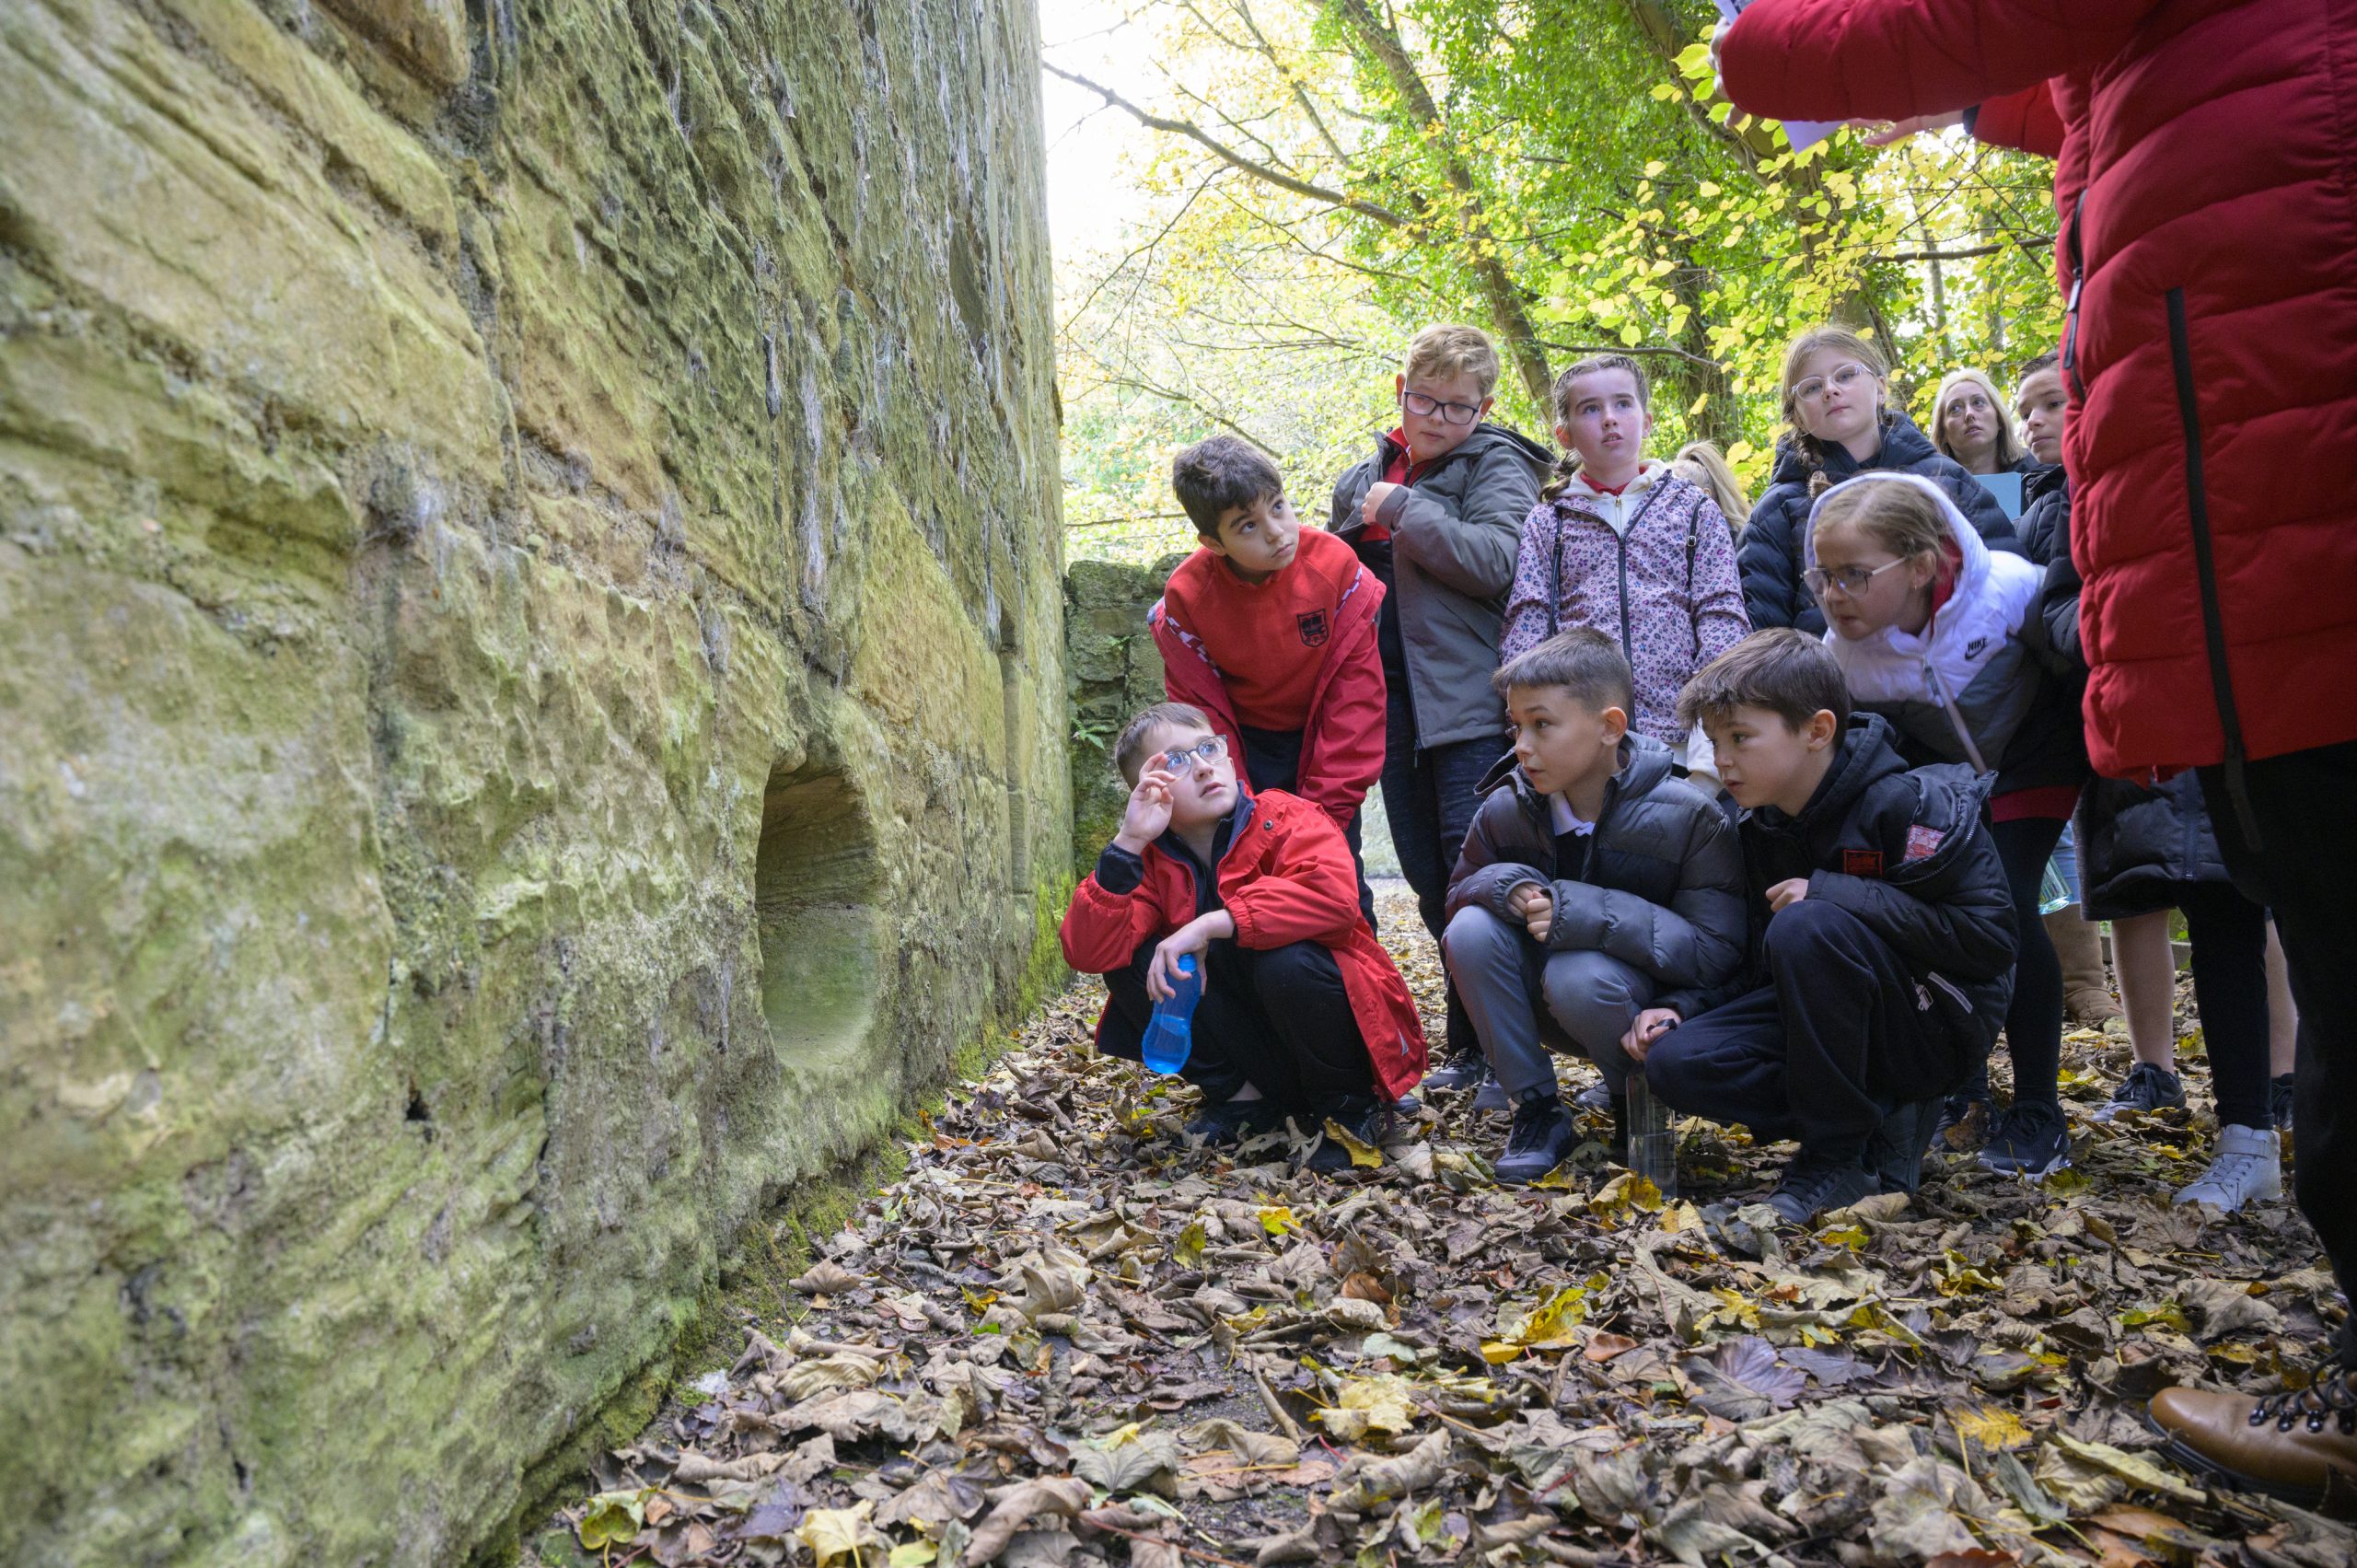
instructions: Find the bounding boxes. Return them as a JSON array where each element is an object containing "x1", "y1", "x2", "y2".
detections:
[
  {"x1": 1793, "y1": 364, "x2": 1872, "y2": 405},
  {"x1": 1805, "y1": 559, "x2": 1908, "y2": 598},
  {"x1": 1160, "y1": 735, "x2": 1229, "y2": 772},
  {"x1": 1402, "y1": 389, "x2": 1481, "y2": 426}
]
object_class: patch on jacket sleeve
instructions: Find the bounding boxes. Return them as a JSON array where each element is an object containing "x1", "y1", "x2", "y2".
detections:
[
  {"x1": 1902, "y1": 825, "x2": 1945, "y2": 864},
  {"x1": 1842, "y1": 847, "x2": 1885, "y2": 877}
]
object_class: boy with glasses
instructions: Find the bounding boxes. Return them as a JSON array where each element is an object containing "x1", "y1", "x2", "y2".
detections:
[
  {"x1": 1059, "y1": 703, "x2": 1425, "y2": 1168},
  {"x1": 1329, "y1": 325, "x2": 1550, "y2": 1086}
]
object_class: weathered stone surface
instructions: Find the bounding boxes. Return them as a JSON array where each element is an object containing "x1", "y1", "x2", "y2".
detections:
[
  {"x1": 1062, "y1": 556, "x2": 1182, "y2": 868},
  {"x1": 0, "y1": 0, "x2": 1067, "y2": 1562}
]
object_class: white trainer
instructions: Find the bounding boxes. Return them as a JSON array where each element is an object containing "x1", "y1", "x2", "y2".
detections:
[{"x1": 2172, "y1": 1124, "x2": 2283, "y2": 1213}]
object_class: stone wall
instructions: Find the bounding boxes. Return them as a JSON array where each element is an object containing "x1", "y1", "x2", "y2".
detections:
[
  {"x1": 1063, "y1": 556, "x2": 1180, "y2": 870},
  {"x1": 0, "y1": 0, "x2": 1068, "y2": 1562}
]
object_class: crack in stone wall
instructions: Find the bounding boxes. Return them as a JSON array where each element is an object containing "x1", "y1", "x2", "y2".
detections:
[{"x1": 0, "y1": 0, "x2": 1069, "y2": 1561}]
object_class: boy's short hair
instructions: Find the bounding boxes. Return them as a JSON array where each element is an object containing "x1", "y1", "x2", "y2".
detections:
[
  {"x1": 1171, "y1": 435, "x2": 1283, "y2": 540},
  {"x1": 1114, "y1": 702, "x2": 1213, "y2": 785},
  {"x1": 1493, "y1": 628, "x2": 1635, "y2": 715},
  {"x1": 1676, "y1": 628, "x2": 1852, "y2": 735},
  {"x1": 2018, "y1": 348, "x2": 2060, "y2": 379},
  {"x1": 1403, "y1": 324, "x2": 1500, "y2": 400}
]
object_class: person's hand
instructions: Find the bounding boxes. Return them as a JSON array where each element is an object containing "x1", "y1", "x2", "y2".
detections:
[
  {"x1": 1708, "y1": 20, "x2": 1732, "y2": 99},
  {"x1": 1115, "y1": 766, "x2": 1176, "y2": 854},
  {"x1": 1766, "y1": 877, "x2": 1810, "y2": 912},
  {"x1": 1620, "y1": 1007, "x2": 1683, "y2": 1063},
  {"x1": 1849, "y1": 110, "x2": 1964, "y2": 147},
  {"x1": 1147, "y1": 912, "x2": 1232, "y2": 1002},
  {"x1": 1361, "y1": 482, "x2": 1401, "y2": 528},
  {"x1": 1520, "y1": 887, "x2": 1555, "y2": 945},
  {"x1": 1506, "y1": 882, "x2": 1547, "y2": 920}
]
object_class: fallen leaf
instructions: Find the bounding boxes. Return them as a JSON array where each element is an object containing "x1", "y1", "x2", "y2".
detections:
[{"x1": 800, "y1": 1501, "x2": 885, "y2": 1568}]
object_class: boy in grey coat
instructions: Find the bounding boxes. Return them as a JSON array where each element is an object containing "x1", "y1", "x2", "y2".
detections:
[
  {"x1": 1441, "y1": 631, "x2": 1748, "y2": 1183},
  {"x1": 1329, "y1": 325, "x2": 1550, "y2": 1074}
]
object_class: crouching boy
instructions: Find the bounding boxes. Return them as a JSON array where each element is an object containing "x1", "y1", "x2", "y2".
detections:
[
  {"x1": 1058, "y1": 703, "x2": 1427, "y2": 1171},
  {"x1": 1643, "y1": 631, "x2": 2018, "y2": 1224},
  {"x1": 1441, "y1": 630, "x2": 1747, "y2": 1185}
]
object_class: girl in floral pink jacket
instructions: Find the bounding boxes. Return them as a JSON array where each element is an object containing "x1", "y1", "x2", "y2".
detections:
[{"x1": 1499, "y1": 355, "x2": 1751, "y2": 761}]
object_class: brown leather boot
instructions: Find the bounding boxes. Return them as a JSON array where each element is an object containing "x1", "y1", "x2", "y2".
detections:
[
  {"x1": 2046, "y1": 909, "x2": 2123, "y2": 1026},
  {"x1": 2148, "y1": 1362, "x2": 2357, "y2": 1504}
]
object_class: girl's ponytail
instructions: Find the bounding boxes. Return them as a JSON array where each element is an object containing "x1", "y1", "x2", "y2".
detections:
[{"x1": 1539, "y1": 451, "x2": 1581, "y2": 503}]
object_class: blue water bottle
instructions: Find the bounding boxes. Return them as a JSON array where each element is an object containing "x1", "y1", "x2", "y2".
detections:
[{"x1": 1140, "y1": 954, "x2": 1202, "y2": 1074}]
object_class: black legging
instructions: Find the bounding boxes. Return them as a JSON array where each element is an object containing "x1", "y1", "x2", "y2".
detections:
[
  {"x1": 1990, "y1": 816, "x2": 2067, "y2": 1108},
  {"x1": 2177, "y1": 882, "x2": 2276, "y2": 1131}
]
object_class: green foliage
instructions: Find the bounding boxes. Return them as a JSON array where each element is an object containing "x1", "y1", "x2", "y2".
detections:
[{"x1": 1056, "y1": 0, "x2": 2065, "y2": 555}]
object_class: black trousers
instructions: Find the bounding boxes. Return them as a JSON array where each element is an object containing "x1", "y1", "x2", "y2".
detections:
[
  {"x1": 1240, "y1": 725, "x2": 1376, "y2": 930},
  {"x1": 1379, "y1": 688, "x2": 1512, "y2": 1057},
  {"x1": 1097, "y1": 936, "x2": 1377, "y2": 1109},
  {"x1": 2175, "y1": 881, "x2": 2277, "y2": 1131},
  {"x1": 2201, "y1": 741, "x2": 2357, "y2": 1357},
  {"x1": 1645, "y1": 900, "x2": 1953, "y2": 1161}
]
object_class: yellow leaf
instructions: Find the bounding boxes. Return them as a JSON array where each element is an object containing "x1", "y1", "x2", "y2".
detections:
[
  {"x1": 1174, "y1": 1220, "x2": 1207, "y2": 1268},
  {"x1": 800, "y1": 1501, "x2": 885, "y2": 1568},
  {"x1": 578, "y1": 1489, "x2": 650, "y2": 1551},
  {"x1": 888, "y1": 1544, "x2": 937, "y2": 1568},
  {"x1": 1589, "y1": 1171, "x2": 1664, "y2": 1221},
  {"x1": 1643, "y1": 159, "x2": 1668, "y2": 177},
  {"x1": 1315, "y1": 1374, "x2": 1418, "y2": 1436},
  {"x1": 1258, "y1": 1205, "x2": 1298, "y2": 1237},
  {"x1": 1323, "y1": 1118, "x2": 1385, "y2": 1169},
  {"x1": 1480, "y1": 1285, "x2": 1592, "y2": 1362},
  {"x1": 1950, "y1": 1402, "x2": 2034, "y2": 1453}
]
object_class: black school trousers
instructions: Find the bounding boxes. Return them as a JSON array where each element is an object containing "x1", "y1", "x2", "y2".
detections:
[
  {"x1": 1644, "y1": 900, "x2": 1953, "y2": 1161},
  {"x1": 1097, "y1": 936, "x2": 1378, "y2": 1110},
  {"x1": 2202, "y1": 740, "x2": 2357, "y2": 1358}
]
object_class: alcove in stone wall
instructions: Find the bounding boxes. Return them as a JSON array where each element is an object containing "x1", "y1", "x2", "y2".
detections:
[{"x1": 755, "y1": 761, "x2": 882, "y2": 1062}]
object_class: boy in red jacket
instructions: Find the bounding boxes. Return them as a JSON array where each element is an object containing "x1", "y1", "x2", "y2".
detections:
[
  {"x1": 1059, "y1": 703, "x2": 1426, "y2": 1170},
  {"x1": 1153, "y1": 436, "x2": 1387, "y2": 921}
]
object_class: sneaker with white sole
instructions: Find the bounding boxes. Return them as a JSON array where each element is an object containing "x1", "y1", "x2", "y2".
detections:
[
  {"x1": 1978, "y1": 1099, "x2": 2073, "y2": 1179},
  {"x1": 2094, "y1": 1061, "x2": 2187, "y2": 1122},
  {"x1": 2173, "y1": 1124, "x2": 2282, "y2": 1213}
]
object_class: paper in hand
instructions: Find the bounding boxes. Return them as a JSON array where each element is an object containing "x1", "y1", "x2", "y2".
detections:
[{"x1": 1712, "y1": 0, "x2": 1840, "y2": 154}]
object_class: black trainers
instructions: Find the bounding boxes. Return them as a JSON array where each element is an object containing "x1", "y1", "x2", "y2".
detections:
[
  {"x1": 1572, "y1": 1079, "x2": 1614, "y2": 1115},
  {"x1": 1862, "y1": 1097, "x2": 1944, "y2": 1194},
  {"x1": 1493, "y1": 1089, "x2": 1578, "y2": 1186},
  {"x1": 1979, "y1": 1098, "x2": 2074, "y2": 1179},
  {"x1": 1766, "y1": 1149, "x2": 1880, "y2": 1225},
  {"x1": 1933, "y1": 1092, "x2": 1993, "y2": 1151},
  {"x1": 1184, "y1": 1095, "x2": 1280, "y2": 1146},
  {"x1": 1304, "y1": 1094, "x2": 1396, "y2": 1173},
  {"x1": 1469, "y1": 1066, "x2": 1510, "y2": 1113},
  {"x1": 2093, "y1": 1061, "x2": 2187, "y2": 1122},
  {"x1": 2271, "y1": 1073, "x2": 2296, "y2": 1132},
  {"x1": 1422, "y1": 1048, "x2": 1490, "y2": 1094}
]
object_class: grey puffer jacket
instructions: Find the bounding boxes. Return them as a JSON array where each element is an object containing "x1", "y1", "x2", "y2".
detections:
[
  {"x1": 1443, "y1": 734, "x2": 1748, "y2": 1019},
  {"x1": 1330, "y1": 423, "x2": 1550, "y2": 749}
]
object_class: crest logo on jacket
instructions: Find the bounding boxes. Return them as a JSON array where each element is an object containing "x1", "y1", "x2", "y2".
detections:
[{"x1": 1296, "y1": 610, "x2": 1329, "y2": 647}]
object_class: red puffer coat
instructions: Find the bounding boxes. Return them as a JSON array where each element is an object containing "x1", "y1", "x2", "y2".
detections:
[
  {"x1": 1059, "y1": 789, "x2": 1427, "y2": 1099},
  {"x1": 1719, "y1": 0, "x2": 2357, "y2": 782}
]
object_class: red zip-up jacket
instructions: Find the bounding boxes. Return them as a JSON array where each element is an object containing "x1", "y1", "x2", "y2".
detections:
[
  {"x1": 1059, "y1": 789, "x2": 1426, "y2": 1099},
  {"x1": 1719, "y1": 0, "x2": 2357, "y2": 784},
  {"x1": 1149, "y1": 528, "x2": 1387, "y2": 830}
]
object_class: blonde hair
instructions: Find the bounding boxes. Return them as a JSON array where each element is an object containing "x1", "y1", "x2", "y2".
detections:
[
  {"x1": 1669, "y1": 440, "x2": 1748, "y2": 535},
  {"x1": 1810, "y1": 478, "x2": 1948, "y2": 568},
  {"x1": 1539, "y1": 354, "x2": 1650, "y2": 502},
  {"x1": 1927, "y1": 368, "x2": 2026, "y2": 471},
  {"x1": 1779, "y1": 326, "x2": 1893, "y2": 499},
  {"x1": 1403, "y1": 324, "x2": 1501, "y2": 399}
]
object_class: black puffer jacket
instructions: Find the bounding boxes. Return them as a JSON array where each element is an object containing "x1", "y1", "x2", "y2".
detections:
[
  {"x1": 1737, "y1": 412, "x2": 2021, "y2": 635},
  {"x1": 2039, "y1": 487, "x2": 2236, "y2": 920},
  {"x1": 1329, "y1": 423, "x2": 1551, "y2": 749},
  {"x1": 1445, "y1": 734, "x2": 1748, "y2": 1019},
  {"x1": 1736, "y1": 715, "x2": 2017, "y2": 1074}
]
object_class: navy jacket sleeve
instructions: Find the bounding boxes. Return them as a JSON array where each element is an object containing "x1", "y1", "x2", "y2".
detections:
[{"x1": 1737, "y1": 489, "x2": 1804, "y2": 629}]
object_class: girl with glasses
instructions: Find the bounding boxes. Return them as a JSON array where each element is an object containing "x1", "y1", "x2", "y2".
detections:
[{"x1": 1736, "y1": 327, "x2": 2020, "y2": 641}]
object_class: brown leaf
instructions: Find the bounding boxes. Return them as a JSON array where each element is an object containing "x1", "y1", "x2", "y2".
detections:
[
  {"x1": 791, "y1": 1260, "x2": 863, "y2": 1295},
  {"x1": 963, "y1": 1477, "x2": 1092, "y2": 1565}
]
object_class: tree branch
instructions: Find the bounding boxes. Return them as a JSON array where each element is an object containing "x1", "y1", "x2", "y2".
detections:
[{"x1": 1042, "y1": 62, "x2": 1410, "y2": 227}]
